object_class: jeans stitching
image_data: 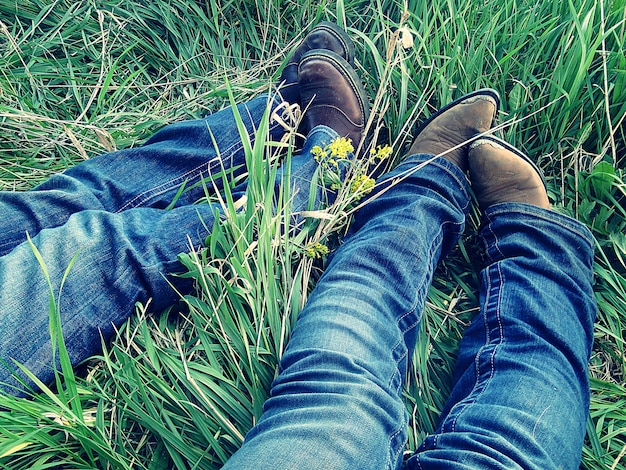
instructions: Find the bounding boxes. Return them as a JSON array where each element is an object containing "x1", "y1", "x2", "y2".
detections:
[
  {"x1": 395, "y1": 231, "x2": 445, "y2": 336},
  {"x1": 485, "y1": 214, "x2": 506, "y2": 261},
  {"x1": 391, "y1": 218, "x2": 463, "y2": 464},
  {"x1": 387, "y1": 332, "x2": 410, "y2": 469},
  {"x1": 486, "y1": 205, "x2": 593, "y2": 245},
  {"x1": 116, "y1": 109, "x2": 282, "y2": 212},
  {"x1": 395, "y1": 215, "x2": 464, "y2": 339},
  {"x1": 443, "y1": 261, "x2": 504, "y2": 434},
  {"x1": 388, "y1": 413, "x2": 408, "y2": 470},
  {"x1": 388, "y1": 231, "x2": 445, "y2": 470}
]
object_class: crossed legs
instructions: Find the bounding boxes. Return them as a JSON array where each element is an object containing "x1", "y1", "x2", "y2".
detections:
[{"x1": 225, "y1": 90, "x2": 596, "y2": 469}]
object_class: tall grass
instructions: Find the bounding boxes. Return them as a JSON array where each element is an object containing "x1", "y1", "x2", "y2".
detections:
[{"x1": 0, "y1": 0, "x2": 625, "y2": 468}]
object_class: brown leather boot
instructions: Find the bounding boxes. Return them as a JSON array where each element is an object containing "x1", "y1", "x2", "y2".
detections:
[
  {"x1": 298, "y1": 49, "x2": 369, "y2": 149},
  {"x1": 277, "y1": 22, "x2": 355, "y2": 104},
  {"x1": 468, "y1": 135, "x2": 550, "y2": 210},
  {"x1": 407, "y1": 89, "x2": 500, "y2": 172}
]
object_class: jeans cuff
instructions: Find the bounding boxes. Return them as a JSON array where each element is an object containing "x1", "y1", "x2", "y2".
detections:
[
  {"x1": 484, "y1": 202, "x2": 595, "y2": 248},
  {"x1": 306, "y1": 125, "x2": 340, "y2": 142}
]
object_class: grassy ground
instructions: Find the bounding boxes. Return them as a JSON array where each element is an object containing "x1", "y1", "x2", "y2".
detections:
[{"x1": 0, "y1": 0, "x2": 625, "y2": 468}]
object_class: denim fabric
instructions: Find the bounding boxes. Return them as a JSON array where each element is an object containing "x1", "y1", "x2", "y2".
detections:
[
  {"x1": 0, "y1": 97, "x2": 340, "y2": 396},
  {"x1": 0, "y1": 204, "x2": 218, "y2": 394},
  {"x1": 408, "y1": 204, "x2": 596, "y2": 470},
  {"x1": 224, "y1": 155, "x2": 472, "y2": 469},
  {"x1": 0, "y1": 95, "x2": 284, "y2": 257},
  {"x1": 224, "y1": 155, "x2": 596, "y2": 470},
  {"x1": 1, "y1": 89, "x2": 597, "y2": 467}
]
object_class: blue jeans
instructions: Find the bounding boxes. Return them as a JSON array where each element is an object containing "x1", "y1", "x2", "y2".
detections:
[
  {"x1": 0, "y1": 95, "x2": 337, "y2": 395},
  {"x1": 1, "y1": 92, "x2": 596, "y2": 468},
  {"x1": 223, "y1": 154, "x2": 596, "y2": 469}
]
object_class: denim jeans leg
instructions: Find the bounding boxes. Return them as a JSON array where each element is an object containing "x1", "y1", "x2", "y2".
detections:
[
  {"x1": 409, "y1": 204, "x2": 596, "y2": 469},
  {"x1": 224, "y1": 155, "x2": 471, "y2": 470},
  {"x1": 0, "y1": 123, "x2": 325, "y2": 397},
  {"x1": 275, "y1": 125, "x2": 339, "y2": 220},
  {"x1": 0, "y1": 202, "x2": 224, "y2": 396},
  {"x1": 0, "y1": 95, "x2": 284, "y2": 256}
]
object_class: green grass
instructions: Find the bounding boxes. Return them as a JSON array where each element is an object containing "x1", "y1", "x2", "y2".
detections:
[{"x1": 1, "y1": 0, "x2": 625, "y2": 468}]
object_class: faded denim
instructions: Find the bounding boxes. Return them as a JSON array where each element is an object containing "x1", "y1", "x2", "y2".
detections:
[{"x1": 225, "y1": 154, "x2": 596, "y2": 470}]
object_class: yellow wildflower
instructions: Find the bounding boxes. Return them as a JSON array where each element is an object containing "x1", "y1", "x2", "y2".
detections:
[
  {"x1": 304, "y1": 242, "x2": 330, "y2": 259},
  {"x1": 328, "y1": 136, "x2": 354, "y2": 159},
  {"x1": 311, "y1": 145, "x2": 328, "y2": 162},
  {"x1": 350, "y1": 175, "x2": 375, "y2": 196},
  {"x1": 371, "y1": 144, "x2": 392, "y2": 160}
]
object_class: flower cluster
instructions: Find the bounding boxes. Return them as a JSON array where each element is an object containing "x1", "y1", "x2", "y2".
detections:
[
  {"x1": 304, "y1": 242, "x2": 330, "y2": 259},
  {"x1": 311, "y1": 145, "x2": 329, "y2": 162},
  {"x1": 370, "y1": 144, "x2": 392, "y2": 161},
  {"x1": 350, "y1": 174, "x2": 375, "y2": 196},
  {"x1": 311, "y1": 137, "x2": 394, "y2": 203},
  {"x1": 328, "y1": 136, "x2": 354, "y2": 159},
  {"x1": 312, "y1": 137, "x2": 354, "y2": 167},
  {"x1": 301, "y1": 139, "x2": 394, "y2": 261},
  {"x1": 311, "y1": 136, "x2": 356, "y2": 191}
]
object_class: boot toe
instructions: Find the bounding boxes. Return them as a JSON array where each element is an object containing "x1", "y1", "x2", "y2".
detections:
[
  {"x1": 298, "y1": 50, "x2": 369, "y2": 147},
  {"x1": 277, "y1": 22, "x2": 355, "y2": 104},
  {"x1": 407, "y1": 89, "x2": 500, "y2": 171},
  {"x1": 468, "y1": 136, "x2": 550, "y2": 210}
]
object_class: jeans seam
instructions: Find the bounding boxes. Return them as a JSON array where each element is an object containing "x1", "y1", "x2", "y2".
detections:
[
  {"x1": 387, "y1": 353, "x2": 410, "y2": 470},
  {"x1": 388, "y1": 413, "x2": 407, "y2": 470},
  {"x1": 443, "y1": 261, "x2": 505, "y2": 434},
  {"x1": 115, "y1": 119, "x2": 282, "y2": 212},
  {"x1": 388, "y1": 228, "x2": 450, "y2": 468},
  {"x1": 486, "y1": 205, "x2": 593, "y2": 246},
  {"x1": 387, "y1": 334, "x2": 410, "y2": 470},
  {"x1": 395, "y1": 228, "x2": 447, "y2": 338},
  {"x1": 485, "y1": 215, "x2": 506, "y2": 262}
]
